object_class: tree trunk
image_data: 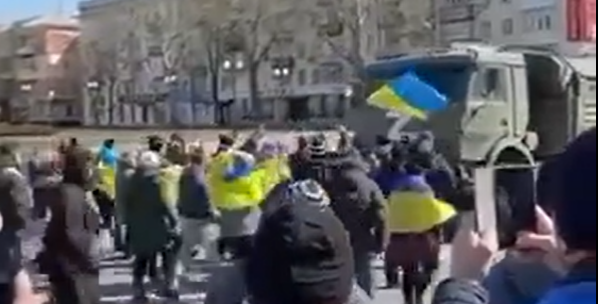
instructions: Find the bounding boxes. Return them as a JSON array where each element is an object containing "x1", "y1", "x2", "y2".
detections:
[
  {"x1": 107, "y1": 82, "x2": 116, "y2": 125},
  {"x1": 211, "y1": 72, "x2": 223, "y2": 125},
  {"x1": 248, "y1": 63, "x2": 260, "y2": 119}
]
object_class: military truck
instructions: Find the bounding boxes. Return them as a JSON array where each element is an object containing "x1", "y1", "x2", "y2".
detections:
[{"x1": 345, "y1": 43, "x2": 596, "y2": 168}]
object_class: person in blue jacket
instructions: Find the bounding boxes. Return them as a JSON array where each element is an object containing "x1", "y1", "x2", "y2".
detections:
[
  {"x1": 532, "y1": 127, "x2": 595, "y2": 304},
  {"x1": 98, "y1": 138, "x2": 118, "y2": 167}
]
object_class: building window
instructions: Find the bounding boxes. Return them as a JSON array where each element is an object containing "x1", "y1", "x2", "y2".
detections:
[
  {"x1": 297, "y1": 69, "x2": 306, "y2": 86},
  {"x1": 473, "y1": 67, "x2": 507, "y2": 102},
  {"x1": 20, "y1": 57, "x2": 36, "y2": 70},
  {"x1": 241, "y1": 99, "x2": 251, "y2": 116},
  {"x1": 66, "y1": 105, "x2": 74, "y2": 117},
  {"x1": 540, "y1": 15, "x2": 552, "y2": 30},
  {"x1": 502, "y1": 18, "x2": 514, "y2": 35},
  {"x1": 296, "y1": 42, "x2": 306, "y2": 59},
  {"x1": 311, "y1": 69, "x2": 320, "y2": 84},
  {"x1": 317, "y1": 95, "x2": 328, "y2": 117},
  {"x1": 141, "y1": 105, "x2": 149, "y2": 123},
  {"x1": 319, "y1": 62, "x2": 344, "y2": 84},
  {"x1": 220, "y1": 74, "x2": 234, "y2": 91},
  {"x1": 479, "y1": 21, "x2": 492, "y2": 40}
]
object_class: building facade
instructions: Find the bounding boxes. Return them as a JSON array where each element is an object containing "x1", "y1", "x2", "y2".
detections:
[
  {"x1": 0, "y1": 15, "x2": 82, "y2": 124},
  {"x1": 435, "y1": 0, "x2": 595, "y2": 55},
  {"x1": 78, "y1": 0, "x2": 215, "y2": 126},
  {"x1": 77, "y1": 0, "x2": 435, "y2": 127}
]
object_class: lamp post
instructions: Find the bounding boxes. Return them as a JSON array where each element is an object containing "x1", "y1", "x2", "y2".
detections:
[
  {"x1": 163, "y1": 74, "x2": 179, "y2": 126},
  {"x1": 221, "y1": 57, "x2": 244, "y2": 124},
  {"x1": 86, "y1": 80, "x2": 103, "y2": 125},
  {"x1": 270, "y1": 56, "x2": 294, "y2": 121}
]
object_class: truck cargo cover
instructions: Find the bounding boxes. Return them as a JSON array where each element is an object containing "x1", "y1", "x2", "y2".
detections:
[{"x1": 565, "y1": 56, "x2": 596, "y2": 78}]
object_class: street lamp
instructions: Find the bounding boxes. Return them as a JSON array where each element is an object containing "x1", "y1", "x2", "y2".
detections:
[
  {"x1": 164, "y1": 74, "x2": 178, "y2": 84},
  {"x1": 270, "y1": 56, "x2": 295, "y2": 121},
  {"x1": 20, "y1": 84, "x2": 32, "y2": 92},
  {"x1": 344, "y1": 86, "x2": 354, "y2": 98},
  {"x1": 163, "y1": 74, "x2": 180, "y2": 125},
  {"x1": 221, "y1": 57, "x2": 245, "y2": 123},
  {"x1": 86, "y1": 80, "x2": 104, "y2": 124}
]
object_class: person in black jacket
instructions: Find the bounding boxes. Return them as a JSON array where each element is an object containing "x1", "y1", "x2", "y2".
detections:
[
  {"x1": 289, "y1": 135, "x2": 310, "y2": 180},
  {"x1": 37, "y1": 148, "x2": 101, "y2": 304},
  {"x1": 304, "y1": 137, "x2": 388, "y2": 297},
  {"x1": 177, "y1": 145, "x2": 219, "y2": 274},
  {"x1": 0, "y1": 143, "x2": 33, "y2": 304}
]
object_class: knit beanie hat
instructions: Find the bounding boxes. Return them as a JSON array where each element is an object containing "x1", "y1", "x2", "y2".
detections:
[
  {"x1": 247, "y1": 180, "x2": 354, "y2": 304},
  {"x1": 308, "y1": 135, "x2": 327, "y2": 157}
]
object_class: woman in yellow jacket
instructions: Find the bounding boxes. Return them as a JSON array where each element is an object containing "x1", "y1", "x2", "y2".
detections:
[{"x1": 207, "y1": 150, "x2": 264, "y2": 259}]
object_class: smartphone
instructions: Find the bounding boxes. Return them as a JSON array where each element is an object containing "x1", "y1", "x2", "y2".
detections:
[{"x1": 474, "y1": 165, "x2": 538, "y2": 248}]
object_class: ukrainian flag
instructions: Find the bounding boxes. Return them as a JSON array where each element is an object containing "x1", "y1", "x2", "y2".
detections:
[{"x1": 367, "y1": 72, "x2": 448, "y2": 119}]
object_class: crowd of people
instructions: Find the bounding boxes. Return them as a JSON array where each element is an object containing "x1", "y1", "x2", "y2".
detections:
[{"x1": 0, "y1": 125, "x2": 594, "y2": 304}]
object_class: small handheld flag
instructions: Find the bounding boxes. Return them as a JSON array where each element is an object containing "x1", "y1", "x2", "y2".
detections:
[{"x1": 367, "y1": 72, "x2": 448, "y2": 119}]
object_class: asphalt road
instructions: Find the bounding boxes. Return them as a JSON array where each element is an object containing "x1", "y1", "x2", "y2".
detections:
[{"x1": 22, "y1": 218, "x2": 451, "y2": 304}]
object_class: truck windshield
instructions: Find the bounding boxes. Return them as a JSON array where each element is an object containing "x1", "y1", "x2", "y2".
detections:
[{"x1": 365, "y1": 62, "x2": 473, "y2": 104}]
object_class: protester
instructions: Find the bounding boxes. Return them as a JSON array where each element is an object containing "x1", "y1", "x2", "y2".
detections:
[
  {"x1": 288, "y1": 135, "x2": 310, "y2": 180},
  {"x1": 371, "y1": 145, "x2": 407, "y2": 287},
  {"x1": 113, "y1": 151, "x2": 137, "y2": 254},
  {"x1": 245, "y1": 179, "x2": 372, "y2": 304},
  {"x1": 177, "y1": 144, "x2": 219, "y2": 275},
  {"x1": 517, "y1": 127, "x2": 595, "y2": 304},
  {"x1": 303, "y1": 136, "x2": 387, "y2": 297},
  {"x1": 431, "y1": 212, "x2": 495, "y2": 304},
  {"x1": 0, "y1": 142, "x2": 33, "y2": 303},
  {"x1": 433, "y1": 127, "x2": 596, "y2": 304},
  {"x1": 208, "y1": 149, "x2": 263, "y2": 259},
  {"x1": 97, "y1": 139, "x2": 117, "y2": 168},
  {"x1": 254, "y1": 140, "x2": 291, "y2": 195},
  {"x1": 483, "y1": 251, "x2": 561, "y2": 304},
  {"x1": 37, "y1": 147, "x2": 101, "y2": 304},
  {"x1": 28, "y1": 149, "x2": 62, "y2": 220},
  {"x1": 385, "y1": 164, "x2": 456, "y2": 304},
  {"x1": 94, "y1": 139, "x2": 117, "y2": 237},
  {"x1": 124, "y1": 150, "x2": 181, "y2": 300}
]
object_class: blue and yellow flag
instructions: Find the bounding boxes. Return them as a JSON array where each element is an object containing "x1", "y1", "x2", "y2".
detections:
[{"x1": 367, "y1": 72, "x2": 448, "y2": 119}]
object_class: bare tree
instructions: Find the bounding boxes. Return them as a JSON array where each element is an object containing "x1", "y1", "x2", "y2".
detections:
[
  {"x1": 315, "y1": 0, "x2": 434, "y2": 105},
  {"x1": 83, "y1": 41, "x2": 122, "y2": 125},
  {"x1": 194, "y1": 0, "x2": 236, "y2": 125},
  {"x1": 225, "y1": 0, "x2": 294, "y2": 119},
  {"x1": 139, "y1": 12, "x2": 191, "y2": 125}
]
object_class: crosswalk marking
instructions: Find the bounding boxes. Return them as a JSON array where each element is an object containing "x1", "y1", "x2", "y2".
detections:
[{"x1": 101, "y1": 292, "x2": 206, "y2": 303}]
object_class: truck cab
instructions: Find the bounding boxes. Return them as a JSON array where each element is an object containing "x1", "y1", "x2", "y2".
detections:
[{"x1": 345, "y1": 43, "x2": 596, "y2": 167}]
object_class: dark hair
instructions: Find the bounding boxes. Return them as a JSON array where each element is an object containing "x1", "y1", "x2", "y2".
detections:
[
  {"x1": 404, "y1": 163, "x2": 423, "y2": 175},
  {"x1": 188, "y1": 146, "x2": 205, "y2": 164},
  {"x1": 62, "y1": 148, "x2": 93, "y2": 187}
]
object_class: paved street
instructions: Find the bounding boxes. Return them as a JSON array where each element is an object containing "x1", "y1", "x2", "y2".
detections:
[{"x1": 23, "y1": 219, "x2": 451, "y2": 304}]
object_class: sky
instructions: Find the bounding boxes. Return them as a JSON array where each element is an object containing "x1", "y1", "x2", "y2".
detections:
[{"x1": 0, "y1": 0, "x2": 79, "y2": 24}]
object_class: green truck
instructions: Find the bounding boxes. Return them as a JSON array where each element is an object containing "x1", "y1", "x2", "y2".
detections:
[{"x1": 346, "y1": 43, "x2": 596, "y2": 167}]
